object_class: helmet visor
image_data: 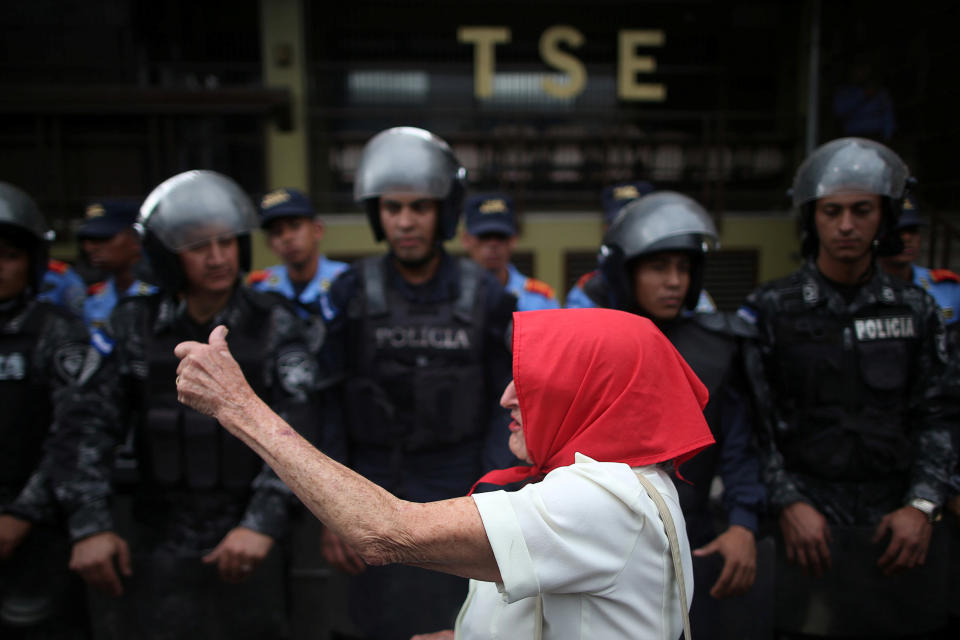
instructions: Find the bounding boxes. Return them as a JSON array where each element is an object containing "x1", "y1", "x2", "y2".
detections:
[
  {"x1": 792, "y1": 138, "x2": 909, "y2": 207},
  {"x1": 138, "y1": 171, "x2": 257, "y2": 252}
]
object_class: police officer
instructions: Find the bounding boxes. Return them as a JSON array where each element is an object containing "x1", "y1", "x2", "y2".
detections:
[
  {"x1": 50, "y1": 171, "x2": 320, "y2": 639},
  {"x1": 566, "y1": 180, "x2": 717, "y2": 311},
  {"x1": 460, "y1": 193, "x2": 558, "y2": 311},
  {"x1": 38, "y1": 258, "x2": 86, "y2": 318},
  {"x1": 591, "y1": 191, "x2": 767, "y2": 639},
  {"x1": 323, "y1": 127, "x2": 515, "y2": 640},
  {"x1": 247, "y1": 187, "x2": 348, "y2": 322},
  {"x1": 878, "y1": 194, "x2": 960, "y2": 331},
  {"x1": 77, "y1": 200, "x2": 157, "y2": 343},
  {"x1": 740, "y1": 138, "x2": 955, "y2": 637},
  {"x1": 0, "y1": 182, "x2": 102, "y2": 639}
]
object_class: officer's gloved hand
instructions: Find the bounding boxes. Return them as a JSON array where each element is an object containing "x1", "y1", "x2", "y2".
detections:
[
  {"x1": 779, "y1": 501, "x2": 832, "y2": 577},
  {"x1": 202, "y1": 526, "x2": 274, "y2": 583},
  {"x1": 69, "y1": 531, "x2": 132, "y2": 597}
]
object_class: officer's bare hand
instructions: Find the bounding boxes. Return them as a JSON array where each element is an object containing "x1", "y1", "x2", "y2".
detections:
[
  {"x1": 693, "y1": 524, "x2": 757, "y2": 598},
  {"x1": 69, "y1": 531, "x2": 132, "y2": 597},
  {"x1": 779, "y1": 501, "x2": 832, "y2": 577},
  {"x1": 873, "y1": 506, "x2": 932, "y2": 576},
  {"x1": 321, "y1": 526, "x2": 366, "y2": 575},
  {"x1": 175, "y1": 325, "x2": 254, "y2": 424},
  {"x1": 410, "y1": 631, "x2": 454, "y2": 640},
  {"x1": 0, "y1": 514, "x2": 32, "y2": 560},
  {"x1": 202, "y1": 526, "x2": 274, "y2": 583}
]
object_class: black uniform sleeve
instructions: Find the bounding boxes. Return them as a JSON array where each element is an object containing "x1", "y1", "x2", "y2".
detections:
[
  {"x1": 238, "y1": 298, "x2": 322, "y2": 539},
  {"x1": 713, "y1": 370, "x2": 766, "y2": 533},
  {"x1": 739, "y1": 292, "x2": 810, "y2": 514},
  {"x1": 43, "y1": 307, "x2": 127, "y2": 540},
  {"x1": 313, "y1": 268, "x2": 358, "y2": 466},
  {"x1": 480, "y1": 277, "x2": 519, "y2": 473},
  {"x1": 904, "y1": 291, "x2": 957, "y2": 507}
]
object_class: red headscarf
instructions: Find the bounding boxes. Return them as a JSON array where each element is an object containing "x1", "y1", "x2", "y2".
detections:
[{"x1": 472, "y1": 308, "x2": 714, "y2": 490}]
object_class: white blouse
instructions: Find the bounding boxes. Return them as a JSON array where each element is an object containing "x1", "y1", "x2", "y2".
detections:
[{"x1": 456, "y1": 453, "x2": 692, "y2": 640}]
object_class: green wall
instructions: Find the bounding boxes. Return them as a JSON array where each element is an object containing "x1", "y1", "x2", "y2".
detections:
[{"x1": 251, "y1": 211, "x2": 804, "y2": 299}]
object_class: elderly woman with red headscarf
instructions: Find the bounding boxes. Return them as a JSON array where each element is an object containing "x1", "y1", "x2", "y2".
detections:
[{"x1": 174, "y1": 308, "x2": 714, "y2": 639}]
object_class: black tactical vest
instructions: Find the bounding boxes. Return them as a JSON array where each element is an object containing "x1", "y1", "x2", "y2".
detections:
[
  {"x1": 770, "y1": 290, "x2": 917, "y2": 481},
  {"x1": 344, "y1": 256, "x2": 488, "y2": 451},
  {"x1": 0, "y1": 308, "x2": 50, "y2": 496},
  {"x1": 139, "y1": 303, "x2": 271, "y2": 491},
  {"x1": 665, "y1": 314, "x2": 743, "y2": 519}
]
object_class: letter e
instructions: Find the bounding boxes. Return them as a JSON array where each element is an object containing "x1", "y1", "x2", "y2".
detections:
[{"x1": 618, "y1": 30, "x2": 666, "y2": 101}]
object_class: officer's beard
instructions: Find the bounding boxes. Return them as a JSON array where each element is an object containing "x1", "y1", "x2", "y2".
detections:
[{"x1": 391, "y1": 244, "x2": 440, "y2": 271}]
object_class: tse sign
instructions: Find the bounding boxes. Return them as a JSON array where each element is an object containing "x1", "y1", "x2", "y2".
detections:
[{"x1": 457, "y1": 25, "x2": 666, "y2": 101}]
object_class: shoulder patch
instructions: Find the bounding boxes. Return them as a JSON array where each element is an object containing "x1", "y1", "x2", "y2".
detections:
[
  {"x1": 86, "y1": 281, "x2": 107, "y2": 296},
  {"x1": 929, "y1": 268, "x2": 960, "y2": 284},
  {"x1": 575, "y1": 270, "x2": 598, "y2": 289},
  {"x1": 246, "y1": 269, "x2": 270, "y2": 284},
  {"x1": 47, "y1": 259, "x2": 69, "y2": 274},
  {"x1": 524, "y1": 277, "x2": 556, "y2": 299},
  {"x1": 134, "y1": 281, "x2": 158, "y2": 296},
  {"x1": 736, "y1": 305, "x2": 758, "y2": 326}
]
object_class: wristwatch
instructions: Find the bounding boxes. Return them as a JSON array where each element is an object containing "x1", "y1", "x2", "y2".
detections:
[{"x1": 907, "y1": 497, "x2": 942, "y2": 523}]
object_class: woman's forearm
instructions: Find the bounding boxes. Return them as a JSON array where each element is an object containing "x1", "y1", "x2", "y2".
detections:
[
  {"x1": 215, "y1": 389, "x2": 501, "y2": 582},
  {"x1": 175, "y1": 327, "x2": 500, "y2": 581}
]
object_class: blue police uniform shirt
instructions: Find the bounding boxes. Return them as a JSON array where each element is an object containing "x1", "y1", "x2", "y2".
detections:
[
  {"x1": 84, "y1": 276, "x2": 158, "y2": 355},
  {"x1": 912, "y1": 265, "x2": 960, "y2": 326},
  {"x1": 563, "y1": 277, "x2": 596, "y2": 309},
  {"x1": 564, "y1": 270, "x2": 717, "y2": 312},
  {"x1": 505, "y1": 263, "x2": 559, "y2": 312},
  {"x1": 38, "y1": 260, "x2": 86, "y2": 318},
  {"x1": 84, "y1": 277, "x2": 158, "y2": 330},
  {"x1": 248, "y1": 255, "x2": 349, "y2": 321}
]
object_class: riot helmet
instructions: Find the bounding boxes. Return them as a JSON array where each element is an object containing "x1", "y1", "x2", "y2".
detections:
[
  {"x1": 598, "y1": 191, "x2": 718, "y2": 312},
  {"x1": 137, "y1": 170, "x2": 257, "y2": 293},
  {"x1": 354, "y1": 127, "x2": 467, "y2": 242},
  {"x1": 792, "y1": 137, "x2": 910, "y2": 257},
  {"x1": 0, "y1": 182, "x2": 53, "y2": 297}
]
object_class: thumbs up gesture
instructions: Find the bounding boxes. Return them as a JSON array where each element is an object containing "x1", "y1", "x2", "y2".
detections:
[{"x1": 175, "y1": 325, "x2": 252, "y2": 423}]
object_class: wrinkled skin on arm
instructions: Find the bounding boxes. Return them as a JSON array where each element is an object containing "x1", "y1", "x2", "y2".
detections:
[{"x1": 174, "y1": 326, "x2": 501, "y2": 583}]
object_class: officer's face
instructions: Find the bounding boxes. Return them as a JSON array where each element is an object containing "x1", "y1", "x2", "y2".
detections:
[
  {"x1": 500, "y1": 380, "x2": 532, "y2": 464},
  {"x1": 179, "y1": 235, "x2": 239, "y2": 297},
  {"x1": 890, "y1": 226, "x2": 922, "y2": 267},
  {"x1": 814, "y1": 192, "x2": 883, "y2": 264},
  {"x1": 631, "y1": 251, "x2": 691, "y2": 321},
  {"x1": 379, "y1": 194, "x2": 439, "y2": 264},
  {"x1": 0, "y1": 237, "x2": 29, "y2": 300},
  {"x1": 81, "y1": 229, "x2": 140, "y2": 274},
  {"x1": 265, "y1": 216, "x2": 323, "y2": 269},
  {"x1": 461, "y1": 231, "x2": 515, "y2": 274}
]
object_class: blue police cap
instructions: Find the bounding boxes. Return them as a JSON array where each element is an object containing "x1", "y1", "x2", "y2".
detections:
[
  {"x1": 78, "y1": 200, "x2": 139, "y2": 238},
  {"x1": 602, "y1": 181, "x2": 654, "y2": 225},
  {"x1": 895, "y1": 194, "x2": 925, "y2": 230},
  {"x1": 259, "y1": 187, "x2": 314, "y2": 227},
  {"x1": 465, "y1": 193, "x2": 516, "y2": 236}
]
